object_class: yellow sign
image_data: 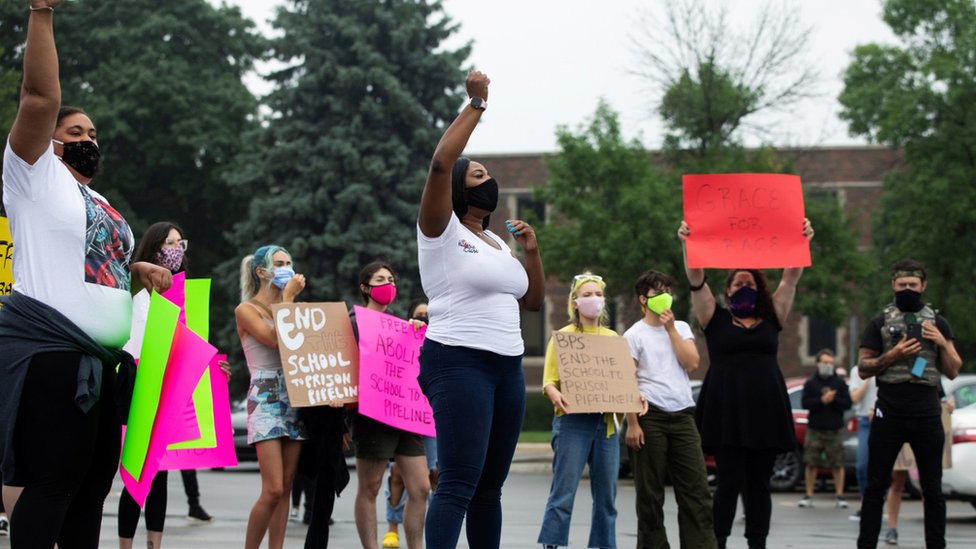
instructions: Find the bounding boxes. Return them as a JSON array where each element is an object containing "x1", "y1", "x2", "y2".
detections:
[{"x1": 0, "y1": 216, "x2": 12, "y2": 296}]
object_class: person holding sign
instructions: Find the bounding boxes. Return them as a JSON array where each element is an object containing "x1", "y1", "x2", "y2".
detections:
[
  {"x1": 416, "y1": 70, "x2": 546, "y2": 549},
  {"x1": 117, "y1": 222, "x2": 227, "y2": 549},
  {"x1": 349, "y1": 261, "x2": 430, "y2": 549},
  {"x1": 0, "y1": 2, "x2": 173, "y2": 546},
  {"x1": 235, "y1": 245, "x2": 308, "y2": 549},
  {"x1": 678, "y1": 218, "x2": 813, "y2": 549},
  {"x1": 624, "y1": 270, "x2": 716, "y2": 549},
  {"x1": 537, "y1": 273, "x2": 623, "y2": 549}
]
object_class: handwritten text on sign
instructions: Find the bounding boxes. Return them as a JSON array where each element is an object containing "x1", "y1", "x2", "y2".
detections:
[
  {"x1": 682, "y1": 174, "x2": 810, "y2": 269},
  {"x1": 355, "y1": 306, "x2": 434, "y2": 437},
  {"x1": 0, "y1": 216, "x2": 13, "y2": 296},
  {"x1": 273, "y1": 302, "x2": 359, "y2": 407},
  {"x1": 552, "y1": 331, "x2": 642, "y2": 414}
]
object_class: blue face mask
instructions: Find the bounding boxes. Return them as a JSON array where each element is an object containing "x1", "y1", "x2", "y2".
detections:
[{"x1": 271, "y1": 266, "x2": 294, "y2": 289}]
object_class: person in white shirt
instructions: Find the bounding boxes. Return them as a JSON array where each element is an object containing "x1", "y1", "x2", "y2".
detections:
[
  {"x1": 416, "y1": 70, "x2": 545, "y2": 549},
  {"x1": 624, "y1": 270, "x2": 715, "y2": 549},
  {"x1": 0, "y1": 2, "x2": 170, "y2": 546}
]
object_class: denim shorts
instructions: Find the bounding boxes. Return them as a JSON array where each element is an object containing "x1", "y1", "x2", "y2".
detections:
[{"x1": 246, "y1": 370, "x2": 305, "y2": 445}]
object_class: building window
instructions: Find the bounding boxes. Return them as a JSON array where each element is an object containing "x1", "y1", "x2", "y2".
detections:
[{"x1": 807, "y1": 316, "x2": 837, "y2": 356}]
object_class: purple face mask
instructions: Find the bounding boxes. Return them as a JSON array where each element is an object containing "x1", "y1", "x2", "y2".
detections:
[
  {"x1": 728, "y1": 286, "x2": 758, "y2": 318},
  {"x1": 156, "y1": 247, "x2": 184, "y2": 272}
]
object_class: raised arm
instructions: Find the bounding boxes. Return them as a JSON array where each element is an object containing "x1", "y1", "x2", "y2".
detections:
[
  {"x1": 9, "y1": 1, "x2": 63, "y2": 164},
  {"x1": 771, "y1": 218, "x2": 814, "y2": 325},
  {"x1": 678, "y1": 221, "x2": 716, "y2": 328},
  {"x1": 418, "y1": 71, "x2": 489, "y2": 238}
]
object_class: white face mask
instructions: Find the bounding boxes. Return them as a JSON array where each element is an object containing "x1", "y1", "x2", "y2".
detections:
[
  {"x1": 575, "y1": 296, "x2": 605, "y2": 320},
  {"x1": 817, "y1": 363, "x2": 835, "y2": 378}
]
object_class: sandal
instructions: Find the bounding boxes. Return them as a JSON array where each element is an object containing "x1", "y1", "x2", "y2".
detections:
[{"x1": 382, "y1": 531, "x2": 400, "y2": 548}]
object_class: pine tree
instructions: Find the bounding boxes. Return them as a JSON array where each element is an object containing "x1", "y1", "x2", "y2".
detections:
[{"x1": 218, "y1": 0, "x2": 469, "y2": 365}]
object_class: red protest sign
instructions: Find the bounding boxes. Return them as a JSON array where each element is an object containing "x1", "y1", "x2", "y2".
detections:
[{"x1": 682, "y1": 174, "x2": 810, "y2": 269}]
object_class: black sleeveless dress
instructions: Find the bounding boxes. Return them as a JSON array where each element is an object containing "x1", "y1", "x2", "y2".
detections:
[{"x1": 695, "y1": 306, "x2": 795, "y2": 454}]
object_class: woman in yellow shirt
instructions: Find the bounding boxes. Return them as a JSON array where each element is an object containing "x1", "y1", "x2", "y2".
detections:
[{"x1": 538, "y1": 273, "x2": 622, "y2": 549}]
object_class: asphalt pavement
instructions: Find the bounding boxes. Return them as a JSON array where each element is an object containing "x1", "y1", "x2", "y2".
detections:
[{"x1": 1, "y1": 444, "x2": 974, "y2": 548}]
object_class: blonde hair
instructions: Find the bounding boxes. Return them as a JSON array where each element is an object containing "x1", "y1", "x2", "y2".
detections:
[
  {"x1": 240, "y1": 244, "x2": 289, "y2": 301},
  {"x1": 568, "y1": 272, "x2": 609, "y2": 331}
]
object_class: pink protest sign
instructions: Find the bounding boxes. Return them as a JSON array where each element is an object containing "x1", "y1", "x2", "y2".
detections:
[
  {"x1": 161, "y1": 272, "x2": 187, "y2": 326},
  {"x1": 160, "y1": 355, "x2": 238, "y2": 471},
  {"x1": 354, "y1": 306, "x2": 434, "y2": 437},
  {"x1": 122, "y1": 322, "x2": 216, "y2": 506},
  {"x1": 682, "y1": 174, "x2": 810, "y2": 269}
]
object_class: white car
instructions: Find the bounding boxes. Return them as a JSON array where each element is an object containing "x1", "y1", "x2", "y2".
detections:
[{"x1": 943, "y1": 403, "x2": 976, "y2": 509}]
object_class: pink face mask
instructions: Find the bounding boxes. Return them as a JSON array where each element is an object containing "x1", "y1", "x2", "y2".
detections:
[
  {"x1": 369, "y1": 283, "x2": 397, "y2": 306},
  {"x1": 156, "y1": 247, "x2": 184, "y2": 273},
  {"x1": 575, "y1": 296, "x2": 605, "y2": 320}
]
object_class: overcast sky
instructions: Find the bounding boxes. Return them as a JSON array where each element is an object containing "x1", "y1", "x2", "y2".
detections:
[{"x1": 227, "y1": 0, "x2": 898, "y2": 154}]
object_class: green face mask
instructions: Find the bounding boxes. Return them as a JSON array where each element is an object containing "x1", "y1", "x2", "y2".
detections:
[{"x1": 645, "y1": 292, "x2": 673, "y2": 315}]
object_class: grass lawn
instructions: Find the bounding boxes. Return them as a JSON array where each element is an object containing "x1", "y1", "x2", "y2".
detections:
[{"x1": 518, "y1": 430, "x2": 552, "y2": 443}]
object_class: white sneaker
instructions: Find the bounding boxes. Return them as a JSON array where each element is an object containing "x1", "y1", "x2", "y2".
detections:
[
  {"x1": 798, "y1": 496, "x2": 814, "y2": 508},
  {"x1": 0, "y1": 515, "x2": 9, "y2": 536}
]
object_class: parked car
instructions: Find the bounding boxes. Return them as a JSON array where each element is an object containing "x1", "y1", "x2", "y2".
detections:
[
  {"x1": 897, "y1": 374, "x2": 976, "y2": 504},
  {"x1": 942, "y1": 401, "x2": 976, "y2": 509}
]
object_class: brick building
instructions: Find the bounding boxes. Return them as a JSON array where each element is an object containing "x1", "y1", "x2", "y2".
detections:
[{"x1": 471, "y1": 146, "x2": 902, "y2": 388}]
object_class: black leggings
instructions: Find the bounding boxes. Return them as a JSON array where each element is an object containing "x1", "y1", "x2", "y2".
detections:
[
  {"x1": 713, "y1": 446, "x2": 777, "y2": 549},
  {"x1": 118, "y1": 472, "x2": 168, "y2": 537},
  {"x1": 10, "y1": 352, "x2": 121, "y2": 549}
]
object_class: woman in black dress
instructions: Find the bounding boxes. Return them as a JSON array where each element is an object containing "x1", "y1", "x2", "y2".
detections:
[{"x1": 678, "y1": 218, "x2": 814, "y2": 549}]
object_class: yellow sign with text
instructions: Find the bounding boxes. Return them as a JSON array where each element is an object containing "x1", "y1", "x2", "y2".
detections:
[{"x1": 0, "y1": 216, "x2": 13, "y2": 296}]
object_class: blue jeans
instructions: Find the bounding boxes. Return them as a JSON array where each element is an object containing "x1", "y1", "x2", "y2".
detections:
[
  {"x1": 537, "y1": 414, "x2": 619, "y2": 549},
  {"x1": 856, "y1": 415, "x2": 871, "y2": 500},
  {"x1": 418, "y1": 339, "x2": 526, "y2": 549}
]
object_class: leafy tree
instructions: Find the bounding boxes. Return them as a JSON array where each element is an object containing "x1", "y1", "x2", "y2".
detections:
[
  {"x1": 534, "y1": 102, "x2": 682, "y2": 319},
  {"x1": 217, "y1": 0, "x2": 470, "y2": 384},
  {"x1": 633, "y1": 0, "x2": 818, "y2": 157},
  {"x1": 839, "y1": 0, "x2": 976, "y2": 364}
]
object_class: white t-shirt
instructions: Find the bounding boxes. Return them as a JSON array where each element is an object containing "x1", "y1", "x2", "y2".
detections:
[
  {"x1": 417, "y1": 215, "x2": 528, "y2": 356},
  {"x1": 848, "y1": 366, "x2": 878, "y2": 417},
  {"x1": 624, "y1": 319, "x2": 696, "y2": 412},
  {"x1": 3, "y1": 140, "x2": 133, "y2": 348}
]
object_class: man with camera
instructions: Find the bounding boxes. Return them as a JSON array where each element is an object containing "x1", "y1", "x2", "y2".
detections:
[{"x1": 855, "y1": 259, "x2": 962, "y2": 549}]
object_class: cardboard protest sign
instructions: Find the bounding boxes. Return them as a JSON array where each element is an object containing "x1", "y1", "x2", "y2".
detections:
[
  {"x1": 160, "y1": 354, "x2": 238, "y2": 471},
  {"x1": 354, "y1": 306, "x2": 434, "y2": 437},
  {"x1": 273, "y1": 302, "x2": 359, "y2": 407},
  {"x1": 682, "y1": 174, "x2": 810, "y2": 269},
  {"x1": 0, "y1": 216, "x2": 13, "y2": 296},
  {"x1": 552, "y1": 331, "x2": 642, "y2": 414}
]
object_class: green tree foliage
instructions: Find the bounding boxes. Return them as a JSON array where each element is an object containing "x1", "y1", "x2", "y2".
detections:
[
  {"x1": 534, "y1": 102, "x2": 682, "y2": 317},
  {"x1": 839, "y1": 0, "x2": 976, "y2": 364},
  {"x1": 217, "y1": 0, "x2": 469, "y2": 380},
  {"x1": 0, "y1": 1, "x2": 266, "y2": 355},
  {"x1": 535, "y1": 0, "x2": 867, "y2": 328}
]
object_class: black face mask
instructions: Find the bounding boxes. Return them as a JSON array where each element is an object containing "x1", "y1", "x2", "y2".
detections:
[
  {"x1": 412, "y1": 315, "x2": 429, "y2": 324},
  {"x1": 56, "y1": 140, "x2": 101, "y2": 178},
  {"x1": 465, "y1": 178, "x2": 498, "y2": 212},
  {"x1": 894, "y1": 289, "x2": 924, "y2": 312}
]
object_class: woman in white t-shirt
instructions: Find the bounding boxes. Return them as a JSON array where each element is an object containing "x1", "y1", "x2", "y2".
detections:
[
  {"x1": 0, "y1": 3, "x2": 171, "y2": 545},
  {"x1": 416, "y1": 70, "x2": 546, "y2": 549}
]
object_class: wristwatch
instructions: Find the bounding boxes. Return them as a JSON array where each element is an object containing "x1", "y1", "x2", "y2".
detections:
[{"x1": 469, "y1": 97, "x2": 487, "y2": 111}]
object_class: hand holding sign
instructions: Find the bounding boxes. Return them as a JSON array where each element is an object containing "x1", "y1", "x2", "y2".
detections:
[
  {"x1": 273, "y1": 302, "x2": 359, "y2": 407},
  {"x1": 682, "y1": 174, "x2": 811, "y2": 269}
]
